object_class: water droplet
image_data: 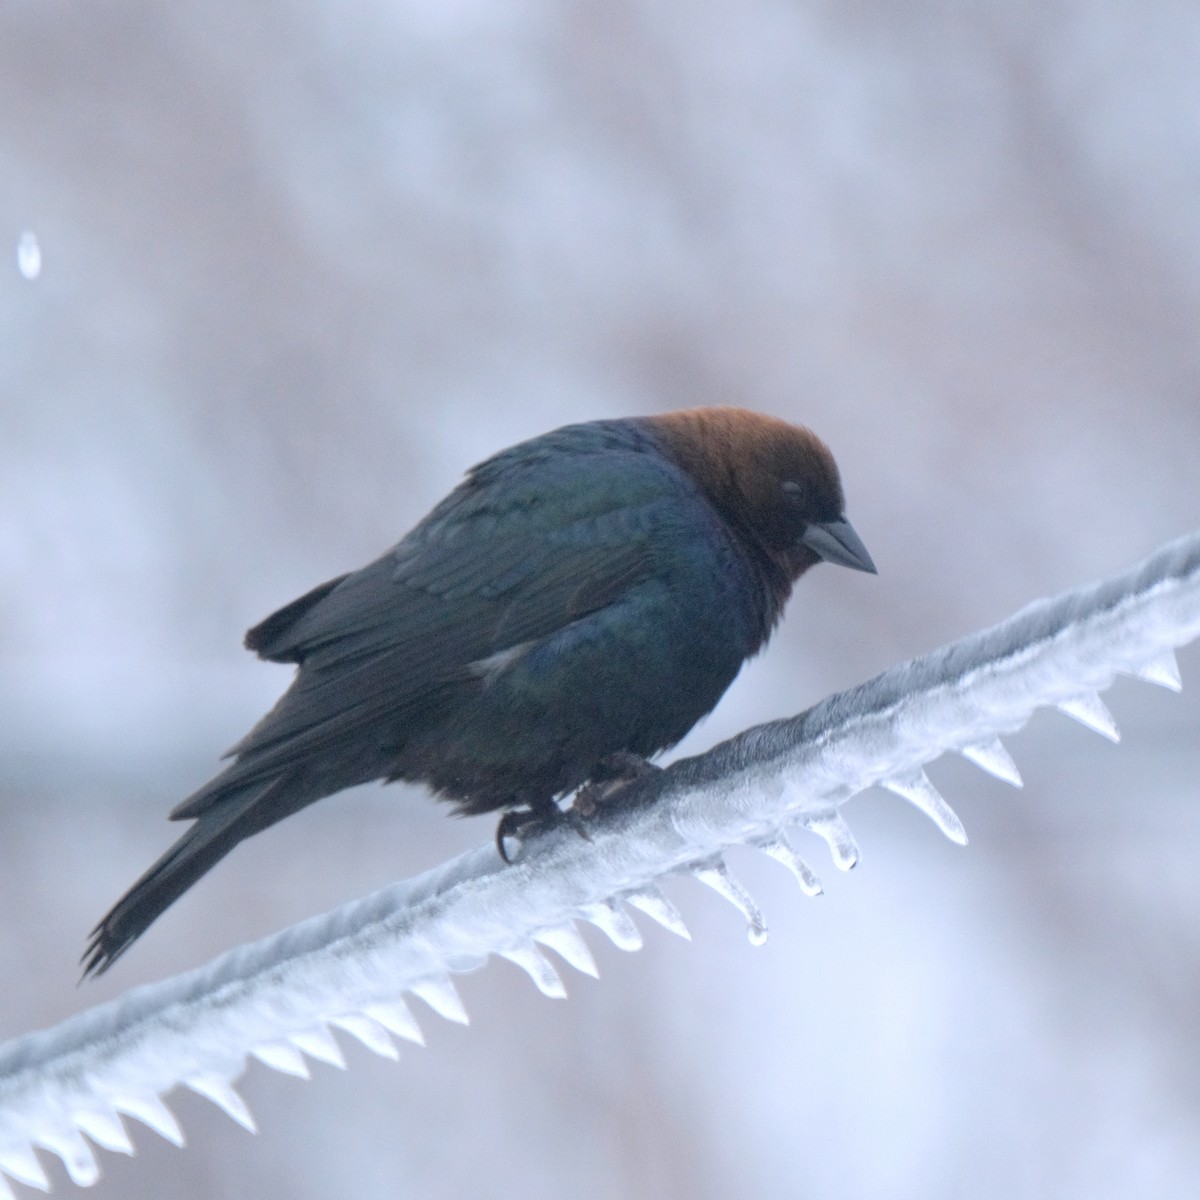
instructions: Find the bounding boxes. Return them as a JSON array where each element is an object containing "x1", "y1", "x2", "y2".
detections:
[
  {"x1": 17, "y1": 231, "x2": 41, "y2": 280},
  {"x1": 747, "y1": 923, "x2": 769, "y2": 947}
]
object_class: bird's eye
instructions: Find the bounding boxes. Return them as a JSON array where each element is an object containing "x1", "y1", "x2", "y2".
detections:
[{"x1": 782, "y1": 480, "x2": 803, "y2": 499}]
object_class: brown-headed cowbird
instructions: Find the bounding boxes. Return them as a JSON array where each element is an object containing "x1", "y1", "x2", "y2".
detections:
[{"x1": 84, "y1": 408, "x2": 874, "y2": 975}]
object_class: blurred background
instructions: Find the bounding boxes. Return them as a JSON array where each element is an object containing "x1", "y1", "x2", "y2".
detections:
[{"x1": 2, "y1": 1, "x2": 1199, "y2": 1197}]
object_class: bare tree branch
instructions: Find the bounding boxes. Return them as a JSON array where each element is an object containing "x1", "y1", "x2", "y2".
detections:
[{"x1": 2, "y1": 530, "x2": 1199, "y2": 1196}]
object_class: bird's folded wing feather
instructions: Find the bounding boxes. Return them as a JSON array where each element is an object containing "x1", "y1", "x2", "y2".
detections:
[{"x1": 171, "y1": 452, "x2": 685, "y2": 819}]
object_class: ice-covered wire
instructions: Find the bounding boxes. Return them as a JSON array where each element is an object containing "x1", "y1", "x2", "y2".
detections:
[{"x1": 2, "y1": 530, "x2": 1199, "y2": 1196}]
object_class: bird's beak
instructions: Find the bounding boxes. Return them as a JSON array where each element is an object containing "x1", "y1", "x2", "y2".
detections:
[{"x1": 800, "y1": 518, "x2": 877, "y2": 574}]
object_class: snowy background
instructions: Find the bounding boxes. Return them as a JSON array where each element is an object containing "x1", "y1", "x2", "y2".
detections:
[{"x1": 2, "y1": 2, "x2": 1199, "y2": 1197}]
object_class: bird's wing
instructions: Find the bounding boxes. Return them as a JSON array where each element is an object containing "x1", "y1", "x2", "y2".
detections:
[{"x1": 172, "y1": 449, "x2": 683, "y2": 818}]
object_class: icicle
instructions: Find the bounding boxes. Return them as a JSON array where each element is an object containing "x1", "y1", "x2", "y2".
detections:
[
  {"x1": 960, "y1": 737, "x2": 1024, "y2": 787},
  {"x1": 579, "y1": 901, "x2": 643, "y2": 951},
  {"x1": 0, "y1": 1146, "x2": 50, "y2": 1191},
  {"x1": 38, "y1": 1127, "x2": 99, "y2": 1188},
  {"x1": 693, "y1": 860, "x2": 768, "y2": 945},
  {"x1": 364, "y1": 999, "x2": 425, "y2": 1046},
  {"x1": 184, "y1": 1074, "x2": 257, "y2": 1133},
  {"x1": 755, "y1": 834, "x2": 823, "y2": 896},
  {"x1": 410, "y1": 976, "x2": 469, "y2": 1025},
  {"x1": 1056, "y1": 691, "x2": 1120, "y2": 741},
  {"x1": 330, "y1": 1014, "x2": 399, "y2": 1060},
  {"x1": 534, "y1": 923, "x2": 599, "y2": 978},
  {"x1": 1129, "y1": 648, "x2": 1183, "y2": 691},
  {"x1": 112, "y1": 1092, "x2": 185, "y2": 1145},
  {"x1": 800, "y1": 811, "x2": 860, "y2": 869},
  {"x1": 624, "y1": 886, "x2": 691, "y2": 940},
  {"x1": 499, "y1": 944, "x2": 567, "y2": 998},
  {"x1": 251, "y1": 1039, "x2": 310, "y2": 1078},
  {"x1": 290, "y1": 1025, "x2": 347, "y2": 1068},
  {"x1": 74, "y1": 1108, "x2": 133, "y2": 1155},
  {"x1": 881, "y1": 770, "x2": 969, "y2": 845}
]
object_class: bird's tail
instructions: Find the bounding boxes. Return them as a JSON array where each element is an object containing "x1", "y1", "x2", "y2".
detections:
[{"x1": 82, "y1": 778, "x2": 284, "y2": 978}]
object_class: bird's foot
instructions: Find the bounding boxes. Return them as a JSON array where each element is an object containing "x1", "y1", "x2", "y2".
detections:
[
  {"x1": 572, "y1": 752, "x2": 662, "y2": 816},
  {"x1": 495, "y1": 799, "x2": 591, "y2": 863},
  {"x1": 495, "y1": 757, "x2": 661, "y2": 862}
]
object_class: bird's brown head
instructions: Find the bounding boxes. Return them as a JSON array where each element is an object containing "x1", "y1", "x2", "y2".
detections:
[{"x1": 645, "y1": 407, "x2": 875, "y2": 582}]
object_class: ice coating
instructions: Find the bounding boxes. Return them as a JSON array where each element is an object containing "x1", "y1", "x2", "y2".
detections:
[{"x1": 1, "y1": 529, "x2": 1200, "y2": 1193}]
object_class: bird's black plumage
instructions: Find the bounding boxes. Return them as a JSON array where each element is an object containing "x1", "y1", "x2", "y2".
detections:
[{"x1": 84, "y1": 408, "x2": 874, "y2": 974}]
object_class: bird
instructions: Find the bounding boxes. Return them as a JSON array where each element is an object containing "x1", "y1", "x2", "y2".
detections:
[{"x1": 83, "y1": 407, "x2": 875, "y2": 975}]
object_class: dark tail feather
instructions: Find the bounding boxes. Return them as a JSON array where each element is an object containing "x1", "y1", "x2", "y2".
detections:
[{"x1": 82, "y1": 783, "x2": 279, "y2": 978}]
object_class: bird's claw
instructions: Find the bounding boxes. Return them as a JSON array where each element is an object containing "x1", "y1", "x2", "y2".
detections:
[
  {"x1": 495, "y1": 799, "x2": 595, "y2": 863},
  {"x1": 495, "y1": 809, "x2": 533, "y2": 863}
]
